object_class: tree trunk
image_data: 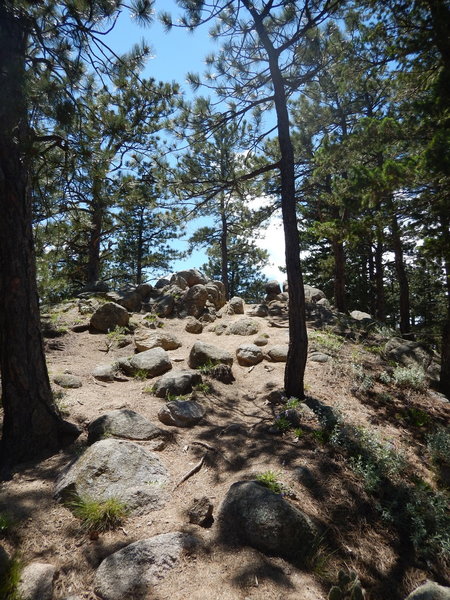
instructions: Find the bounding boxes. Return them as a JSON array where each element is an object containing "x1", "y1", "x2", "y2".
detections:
[
  {"x1": 332, "y1": 237, "x2": 346, "y2": 313},
  {"x1": 136, "y1": 208, "x2": 144, "y2": 285},
  {"x1": 246, "y1": 2, "x2": 307, "y2": 398},
  {"x1": 439, "y1": 210, "x2": 450, "y2": 397},
  {"x1": 374, "y1": 232, "x2": 386, "y2": 322},
  {"x1": 220, "y1": 194, "x2": 230, "y2": 300},
  {"x1": 86, "y1": 191, "x2": 102, "y2": 285},
  {"x1": 390, "y1": 209, "x2": 411, "y2": 336},
  {"x1": 0, "y1": 8, "x2": 79, "y2": 476}
]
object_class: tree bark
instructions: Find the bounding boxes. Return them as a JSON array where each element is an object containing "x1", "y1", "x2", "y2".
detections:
[
  {"x1": 245, "y1": 1, "x2": 307, "y2": 398},
  {"x1": 439, "y1": 209, "x2": 450, "y2": 397},
  {"x1": 86, "y1": 184, "x2": 103, "y2": 285},
  {"x1": 374, "y1": 232, "x2": 386, "y2": 322},
  {"x1": 332, "y1": 238, "x2": 346, "y2": 313},
  {"x1": 220, "y1": 194, "x2": 230, "y2": 300},
  {"x1": 0, "y1": 7, "x2": 79, "y2": 476},
  {"x1": 389, "y1": 209, "x2": 411, "y2": 336}
]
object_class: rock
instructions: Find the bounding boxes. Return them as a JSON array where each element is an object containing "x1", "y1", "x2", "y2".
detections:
[
  {"x1": 303, "y1": 284, "x2": 326, "y2": 303},
  {"x1": 158, "y1": 400, "x2": 206, "y2": 427},
  {"x1": 135, "y1": 283, "x2": 153, "y2": 300},
  {"x1": 18, "y1": 562, "x2": 56, "y2": 600},
  {"x1": 55, "y1": 439, "x2": 168, "y2": 514},
  {"x1": 309, "y1": 352, "x2": 330, "y2": 363},
  {"x1": 226, "y1": 318, "x2": 261, "y2": 336},
  {"x1": 87, "y1": 410, "x2": 167, "y2": 444},
  {"x1": 77, "y1": 280, "x2": 109, "y2": 295},
  {"x1": 169, "y1": 274, "x2": 188, "y2": 290},
  {"x1": 316, "y1": 297, "x2": 331, "y2": 309},
  {"x1": 350, "y1": 310, "x2": 373, "y2": 322},
  {"x1": 219, "y1": 480, "x2": 316, "y2": 560},
  {"x1": 265, "y1": 280, "x2": 282, "y2": 296},
  {"x1": 208, "y1": 364, "x2": 235, "y2": 384},
  {"x1": 188, "y1": 496, "x2": 214, "y2": 526},
  {"x1": 153, "y1": 294, "x2": 175, "y2": 317},
  {"x1": 267, "y1": 300, "x2": 286, "y2": 316},
  {"x1": 249, "y1": 304, "x2": 269, "y2": 317},
  {"x1": 94, "y1": 532, "x2": 198, "y2": 600},
  {"x1": 205, "y1": 281, "x2": 226, "y2": 309},
  {"x1": 134, "y1": 331, "x2": 182, "y2": 352},
  {"x1": 92, "y1": 364, "x2": 117, "y2": 382},
  {"x1": 184, "y1": 284, "x2": 209, "y2": 318},
  {"x1": 236, "y1": 344, "x2": 264, "y2": 366},
  {"x1": 199, "y1": 308, "x2": 217, "y2": 323},
  {"x1": 185, "y1": 317, "x2": 203, "y2": 334},
  {"x1": 229, "y1": 296, "x2": 245, "y2": 314},
  {"x1": 0, "y1": 545, "x2": 10, "y2": 581},
  {"x1": 53, "y1": 373, "x2": 82, "y2": 388},
  {"x1": 90, "y1": 302, "x2": 130, "y2": 333},
  {"x1": 266, "y1": 345, "x2": 289, "y2": 362},
  {"x1": 254, "y1": 334, "x2": 270, "y2": 346},
  {"x1": 128, "y1": 347, "x2": 172, "y2": 378},
  {"x1": 384, "y1": 337, "x2": 431, "y2": 368},
  {"x1": 176, "y1": 268, "x2": 208, "y2": 287},
  {"x1": 405, "y1": 581, "x2": 450, "y2": 600},
  {"x1": 78, "y1": 298, "x2": 100, "y2": 315},
  {"x1": 213, "y1": 322, "x2": 228, "y2": 336},
  {"x1": 152, "y1": 370, "x2": 203, "y2": 398},
  {"x1": 117, "y1": 291, "x2": 142, "y2": 313},
  {"x1": 188, "y1": 341, "x2": 233, "y2": 369},
  {"x1": 154, "y1": 277, "x2": 170, "y2": 289}
]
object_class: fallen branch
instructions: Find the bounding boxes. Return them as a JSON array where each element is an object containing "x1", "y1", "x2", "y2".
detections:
[{"x1": 172, "y1": 454, "x2": 206, "y2": 491}]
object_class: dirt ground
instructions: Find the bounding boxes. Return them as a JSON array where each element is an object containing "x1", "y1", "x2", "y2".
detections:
[{"x1": 0, "y1": 300, "x2": 449, "y2": 600}]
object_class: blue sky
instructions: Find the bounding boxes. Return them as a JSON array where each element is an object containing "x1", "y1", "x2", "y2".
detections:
[{"x1": 103, "y1": 1, "x2": 286, "y2": 284}]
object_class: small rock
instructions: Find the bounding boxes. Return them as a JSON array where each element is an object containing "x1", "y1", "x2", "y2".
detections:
[
  {"x1": 254, "y1": 334, "x2": 270, "y2": 346},
  {"x1": 158, "y1": 400, "x2": 206, "y2": 427},
  {"x1": 309, "y1": 352, "x2": 330, "y2": 363},
  {"x1": 152, "y1": 370, "x2": 203, "y2": 398},
  {"x1": 226, "y1": 318, "x2": 261, "y2": 336},
  {"x1": 87, "y1": 409, "x2": 167, "y2": 444},
  {"x1": 236, "y1": 344, "x2": 264, "y2": 366},
  {"x1": 303, "y1": 284, "x2": 326, "y2": 303},
  {"x1": 18, "y1": 562, "x2": 56, "y2": 600},
  {"x1": 405, "y1": 581, "x2": 450, "y2": 600},
  {"x1": 185, "y1": 317, "x2": 203, "y2": 334},
  {"x1": 134, "y1": 332, "x2": 182, "y2": 352},
  {"x1": 208, "y1": 364, "x2": 235, "y2": 384},
  {"x1": 53, "y1": 373, "x2": 82, "y2": 388},
  {"x1": 350, "y1": 309, "x2": 373, "y2": 322},
  {"x1": 266, "y1": 345, "x2": 289, "y2": 362},
  {"x1": 94, "y1": 532, "x2": 198, "y2": 600},
  {"x1": 188, "y1": 341, "x2": 233, "y2": 369},
  {"x1": 188, "y1": 496, "x2": 214, "y2": 527},
  {"x1": 128, "y1": 347, "x2": 172, "y2": 378},
  {"x1": 92, "y1": 364, "x2": 116, "y2": 382},
  {"x1": 249, "y1": 304, "x2": 269, "y2": 317}
]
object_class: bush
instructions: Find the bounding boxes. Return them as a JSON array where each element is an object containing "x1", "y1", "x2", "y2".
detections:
[
  {"x1": 392, "y1": 365, "x2": 427, "y2": 391},
  {"x1": 68, "y1": 496, "x2": 128, "y2": 532}
]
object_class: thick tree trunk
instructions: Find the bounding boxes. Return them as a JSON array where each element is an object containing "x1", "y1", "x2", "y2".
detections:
[
  {"x1": 246, "y1": 2, "x2": 307, "y2": 398},
  {"x1": 0, "y1": 8, "x2": 79, "y2": 476},
  {"x1": 136, "y1": 209, "x2": 144, "y2": 285},
  {"x1": 332, "y1": 238, "x2": 346, "y2": 313}
]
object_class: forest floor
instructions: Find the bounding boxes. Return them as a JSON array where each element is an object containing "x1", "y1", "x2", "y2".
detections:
[{"x1": 0, "y1": 298, "x2": 449, "y2": 600}]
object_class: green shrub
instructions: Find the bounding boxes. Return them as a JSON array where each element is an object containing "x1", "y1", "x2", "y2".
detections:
[
  {"x1": 0, "y1": 556, "x2": 22, "y2": 600},
  {"x1": 256, "y1": 471, "x2": 284, "y2": 494},
  {"x1": 427, "y1": 427, "x2": 450, "y2": 466},
  {"x1": 392, "y1": 365, "x2": 427, "y2": 391},
  {"x1": 273, "y1": 415, "x2": 291, "y2": 432},
  {"x1": 68, "y1": 496, "x2": 128, "y2": 532}
]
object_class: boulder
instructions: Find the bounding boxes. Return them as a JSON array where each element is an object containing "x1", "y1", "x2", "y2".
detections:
[
  {"x1": 53, "y1": 373, "x2": 82, "y2": 389},
  {"x1": 90, "y1": 302, "x2": 129, "y2": 333},
  {"x1": 153, "y1": 294, "x2": 174, "y2": 317},
  {"x1": 176, "y1": 268, "x2": 208, "y2": 287},
  {"x1": 158, "y1": 400, "x2": 206, "y2": 427},
  {"x1": 188, "y1": 341, "x2": 233, "y2": 369},
  {"x1": 92, "y1": 363, "x2": 117, "y2": 382},
  {"x1": 350, "y1": 310, "x2": 373, "y2": 322},
  {"x1": 254, "y1": 334, "x2": 270, "y2": 346},
  {"x1": 249, "y1": 304, "x2": 269, "y2": 317},
  {"x1": 384, "y1": 337, "x2": 431, "y2": 368},
  {"x1": 229, "y1": 296, "x2": 245, "y2": 314},
  {"x1": 309, "y1": 352, "x2": 330, "y2": 363},
  {"x1": 87, "y1": 409, "x2": 167, "y2": 444},
  {"x1": 185, "y1": 317, "x2": 203, "y2": 334},
  {"x1": 154, "y1": 277, "x2": 170, "y2": 289},
  {"x1": 226, "y1": 317, "x2": 261, "y2": 336},
  {"x1": 77, "y1": 280, "x2": 109, "y2": 295},
  {"x1": 169, "y1": 273, "x2": 188, "y2": 290},
  {"x1": 304, "y1": 284, "x2": 326, "y2": 303},
  {"x1": 405, "y1": 581, "x2": 450, "y2": 600},
  {"x1": 117, "y1": 291, "x2": 142, "y2": 313},
  {"x1": 219, "y1": 480, "x2": 316, "y2": 560},
  {"x1": 128, "y1": 347, "x2": 172, "y2": 378},
  {"x1": 18, "y1": 562, "x2": 56, "y2": 600},
  {"x1": 152, "y1": 370, "x2": 203, "y2": 398},
  {"x1": 184, "y1": 284, "x2": 208, "y2": 318},
  {"x1": 134, "y1": 331, "x2": 182, "y2": 352},
  {"x1": 205, "y1": 281, "x2": 226, "y2": 309},
  {"x1": 265, "y1": 280, "x2": 282, "y2": 296},
  {"x1": 188, "y1": 496, "x2": 214, "y2": 527},
  {"x1": 236, "y1": 344, "x2": 264, "y2": 366},
  {"x1": 266, "y1": 345, "x2": 289, "y2": 362},
  {"x1": 94, "y1": 532, "x2": 198, "y2": 600},
  {"x1": 55, "y1": 439, "x2": 168, "y2": 514},
  {"x1": 135, "y1": 283, "x2": 153, "y2": 300}
]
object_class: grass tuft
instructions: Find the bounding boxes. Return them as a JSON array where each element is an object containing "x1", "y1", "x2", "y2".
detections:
[{"x1": 68, "y1": 496, "x2": 128, "y2": 532}]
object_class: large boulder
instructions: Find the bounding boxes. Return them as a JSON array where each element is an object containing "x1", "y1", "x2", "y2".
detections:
[
  {"x1": 350, "y1": 309, "x2": 373, "y2": 323},
  {"x1": 134, "y1": 331, "x2": 182, "y2": 353},
  {"x1": 152, "y1": 370, "x2": 203, "y2": 398},
  {"x1": 405, "y1": 581, "x2": 450, "y2": 600},
  {"x1": 87, "y1": 410, "x2": 167, "y2": 445},
  {"x1": 236, "y1": 344, "x2": 264, "y2": 366},
  {"x1": 188, "y1": 341, "x2": 233, "y2": 369},
  {"x1": 205, "y1": 281, "x2": 226, "y2": 309},
  {"x1": 265, "y1": 280, "x2": 282, "y2": 296},
  {"x1": 304, "y1": 284, "x2": 326, "y2": 303},
  {"x1": 228, "y1": 297, "x2": 245, "y2": 315},
  {"x1": 226, "y1": 318, "x2": 261, "y2": 336},
  {"x1": 219, "y1": 480, "x2": 316, "y2": 561},
  {"x1": 94, "y1": 532, "x2": 198, "y2": 600},
  {"x1": 117, "y1": 291, "x2": 142, "y2": 313},
  {"x1": 127, "y1": 347, "x2": 172, "y2": 378},
  {"x1": 158, "y1": 400, "x2": 206, "y2": 427},
  {"x1": 153, "y1": 294, "x2": 175, "y2": 317},
  {"x1": 90, "y1": 302, "x2": 129, "y2": 333},
  {"x1": 176, "y1": 269, "x2": 208, "y2": 287},
  {"x1": 183, "y1": 284, "x2": 208, "y2": 318},
  {"x1": 266, "y1": 344, "x2": 289, "y2": 362},
  {"x1": 185, "y1": 317, "x2": 203, "y2": 334},
  {"x1": 55, "y1": 439, "x2": 168, "y2": 514},
  {"x1": 18, "y1": 562, "x2": 56, "y2": 600},
  {"x1": 384, "y1": 337, "x2": 432, "y2": 369}
]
